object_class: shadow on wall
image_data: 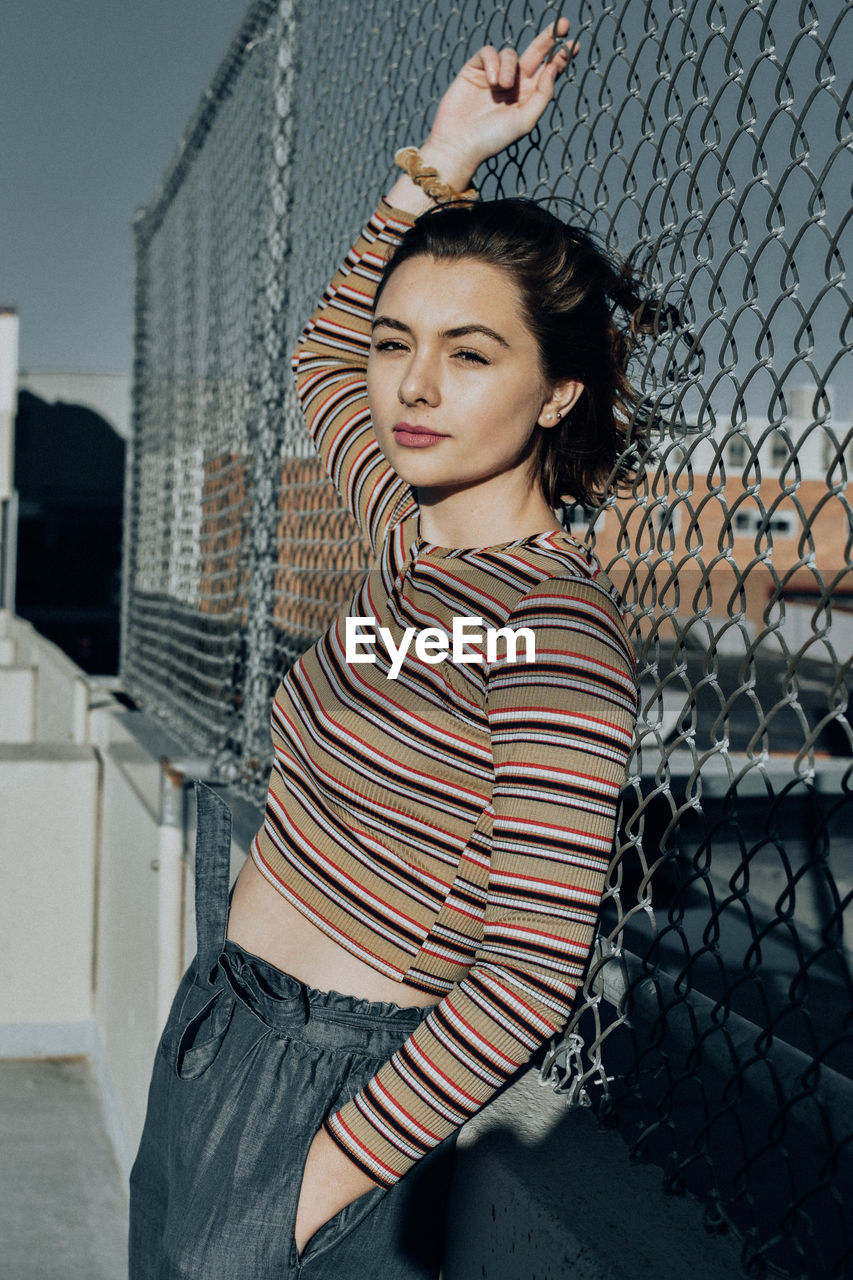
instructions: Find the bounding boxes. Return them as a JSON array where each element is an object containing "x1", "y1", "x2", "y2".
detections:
[
  {"x1": 14, "y1": 390, "x2": 125, "y2": 674},
  {"x1": 441, "y1": 1063, "x2": 745, "y2": 1280}
]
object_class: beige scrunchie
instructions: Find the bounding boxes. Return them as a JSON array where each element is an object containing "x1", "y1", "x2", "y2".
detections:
[{"x1": 394, "y1": 147, "x2": 479, "y2": 206}]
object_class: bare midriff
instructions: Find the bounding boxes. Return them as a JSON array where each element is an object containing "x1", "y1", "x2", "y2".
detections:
[{"x1": 225, "y1": 855, "x2": 441, "y2": 1010}]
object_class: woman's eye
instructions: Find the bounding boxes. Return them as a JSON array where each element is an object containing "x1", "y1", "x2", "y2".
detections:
[
  {"x1": 453, "y1": 349, "x2": 490, "y2": 365},
  {"x1": 372, "y1": 339, "x2": 407, "y2": 353}
]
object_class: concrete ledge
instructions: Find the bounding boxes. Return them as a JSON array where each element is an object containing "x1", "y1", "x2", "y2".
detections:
[
  {"x1": 90, "y1": 1026, "x2": 136, "y2": 1182},
  {"x1": 0, "y1": 1020, "x2": 97, "y2": 1058},
  {"x1": 0, "y1": 741, "x2": 94, "y2": 762}
]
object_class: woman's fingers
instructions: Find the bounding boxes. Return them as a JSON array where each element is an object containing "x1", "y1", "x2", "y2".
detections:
[
  {"x1": 513, "y1": 46, "x2": 570, "y2": 129},
  {"x1": 476, "y1": 44, "x2": 501, "y2": 85},
  {"x1": 426, "y1": 18, "x2": 579, "y2": 171},
  {"x1": 518, "y1": 16, "x2": 572, "y2": 78},
  {"x1": 476, "y1": 45, "x2": 520, "y2": 91},
  {"x1": 473, "y1": 20, "x2": 577, "y2": 95},
  {"x1": 496, "y1": 47, "x2": 520, "y2": 90},
  {"x1": 541, "y1": 42, "x2": 574, "y2": 82}
]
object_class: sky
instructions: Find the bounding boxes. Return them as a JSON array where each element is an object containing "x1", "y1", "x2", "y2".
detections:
[{"x1": 1, "y1": 0, "x2": 251, "y2": 374}]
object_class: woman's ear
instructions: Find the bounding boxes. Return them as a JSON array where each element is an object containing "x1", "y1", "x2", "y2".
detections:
[{"x1": 537, "y1": 380, "x2": 584, "y2": 428}]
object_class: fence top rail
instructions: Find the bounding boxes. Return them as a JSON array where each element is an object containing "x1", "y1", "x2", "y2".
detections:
[{"x1": 132, "y1": 0, "x2": 278, "y2": 246}]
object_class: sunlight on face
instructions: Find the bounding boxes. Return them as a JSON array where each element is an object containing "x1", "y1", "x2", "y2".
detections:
[{"x1": 367, "y1": 255, "x2": 553, "y2": 516}]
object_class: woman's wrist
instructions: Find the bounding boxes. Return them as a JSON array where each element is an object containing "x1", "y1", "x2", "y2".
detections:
[
  {"x1": 385, "y1": 136, "x2": 479, "y2": 216},
  {"x1": 417, "y1": 136, "x2": 479, "y2": 192},
  {"x1": 293, "y1": 1126, "x2": 380, "y2": 1255}
]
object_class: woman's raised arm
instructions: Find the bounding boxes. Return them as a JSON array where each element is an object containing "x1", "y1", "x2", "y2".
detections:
[
  {"x1": 387, "y1": 16, "x2": 576, "y2": 214},
  {"x1": 291, "y1": 18, "x2": 577, "y2": 559},
  {"x1": 290, "y1": 202, "x2": 420, "y2": 557}
]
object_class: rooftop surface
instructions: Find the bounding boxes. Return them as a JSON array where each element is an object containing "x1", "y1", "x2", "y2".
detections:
[{"x1": 1, "y1": 1058, "x2": 128, "y2": 1280}]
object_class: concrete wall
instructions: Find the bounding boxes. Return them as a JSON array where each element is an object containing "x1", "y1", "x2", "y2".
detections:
[
  {"x1": 0, "y1": 613, "x2": 252, "y2": 1172},
  {"x1": 0, "y1": 743, "x2": 99, "y2": 1030},
  {"x1": 90, "y1": 723, "x2": 168, "y2": 1166},
  {"x1": 445, "y1": 1066, "x2": 743, "y2": 1280},
  {"x1": 6, "y1": 612, "x2": 89, "y2": 743},
  {"x1": 0, "y1": 615, "x2": 191, "y2": 1161},
  {"x1": 0, "y1": 612, "x2": 99, "y2": 1053},
  {"x1": 0, "y1": 312, "x2": 19, "y2": 611}
]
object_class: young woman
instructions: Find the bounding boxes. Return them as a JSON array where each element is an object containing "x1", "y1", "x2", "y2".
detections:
[{"x1": 129, "y1": 17, "x2": 645, "y2": 1278}]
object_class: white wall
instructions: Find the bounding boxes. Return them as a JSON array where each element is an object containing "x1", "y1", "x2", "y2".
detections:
[
  {"x1": 0, "y1": 613, "x2": 99, "y2": 1052},
  {"x1": 0, "y1": 314, "x2": 20, "y2": 611},
  {"x1": 0, "y1": 614, "x2": 242, "y2": 1166},
  {"x1": 0, "y1": 743, "x2": 99, "y2": 1029},
  {"x1": 781, "y1": 598, "x2": 853, "y2": 660},
  {"x1": 6, "y1": 612, "x2": 89, "y2": 744},
  {"x1": 91, "y1": 722, "x2": 171, "y2": 1161},
  {"x1": 0, "y1": 312, "x2": 18, "y2": 501}
]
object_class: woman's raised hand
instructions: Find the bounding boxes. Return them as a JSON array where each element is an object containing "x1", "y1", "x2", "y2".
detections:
[{"x1": 421, "y1": 17, "x2": 577, "y2": 191}]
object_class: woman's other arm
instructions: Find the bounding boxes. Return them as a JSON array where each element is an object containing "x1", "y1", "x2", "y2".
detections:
[
  {"x1": 323, "y1": 573, "x2": 637, "y2": 1186},
  {"x1": 294, "y1": 570, "x2": 634, "y2": 1250}
]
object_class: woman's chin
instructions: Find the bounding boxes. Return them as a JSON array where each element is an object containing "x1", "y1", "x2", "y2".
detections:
[{"x1": 381, "y1": 451, "x2": 448, "y2": 488}]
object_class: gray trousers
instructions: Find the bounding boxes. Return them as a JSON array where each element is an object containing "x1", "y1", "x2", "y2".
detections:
[{"x1": 129, "y1": 783, "x2": 456, "y2": 1278}]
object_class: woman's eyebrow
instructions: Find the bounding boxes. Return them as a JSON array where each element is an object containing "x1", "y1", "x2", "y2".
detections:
[
  {"x1": 371, "y1": 315, "x2": 411, "y2": 333},
  {"x1": 443, "y1": 323, "x2": 510, "y2": 348},
  {"x1": 371, "y1": 315, "x2": 510, "y2": 347}
]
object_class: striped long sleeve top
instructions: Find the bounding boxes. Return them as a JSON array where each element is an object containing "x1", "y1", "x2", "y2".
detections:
[{"x1": 250, "y1": 197, "x2": 638, "y2": 1187}]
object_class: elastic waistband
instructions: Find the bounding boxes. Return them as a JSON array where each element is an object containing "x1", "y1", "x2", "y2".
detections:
[
  {"x1": 221, "y1": 939, "x2": 430, "y2": 1032},
  {"x1": 217, "y1": 940, "x2": 431, "y2": 1055}
]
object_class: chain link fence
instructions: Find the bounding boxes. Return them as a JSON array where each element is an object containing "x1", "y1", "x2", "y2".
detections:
[{"x1": 125, "y1": 2, "x2": 853, "y2": 1275}]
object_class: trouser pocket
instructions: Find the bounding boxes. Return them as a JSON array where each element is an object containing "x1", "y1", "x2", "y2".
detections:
[
  {"x1": 293, "y1": 1130, "x2": 457, "y2": 1277},
  {"x1": 157, "y1": 959, "x2": 235, "y2": 1080},
  {"x1": 295, "y1": 1178, "x2": 390, "y2": 1269},
  {"x1": 287, "y1": 1046, "x2": 456, "y2": 1275}
]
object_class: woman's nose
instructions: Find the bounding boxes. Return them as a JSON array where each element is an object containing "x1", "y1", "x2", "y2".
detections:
[{"x1": 397, "y1": 353, "x2": 440, "y2": 406}]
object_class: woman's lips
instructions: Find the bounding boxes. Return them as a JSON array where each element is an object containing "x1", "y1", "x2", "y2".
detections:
[{"x1": 392, "y1": 423, "x2": 448, "y2": 448}]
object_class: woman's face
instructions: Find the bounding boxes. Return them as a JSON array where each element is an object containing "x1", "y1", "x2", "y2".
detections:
[{"x1": 367, "y1": 254, "x2": 574, "y2": 514}]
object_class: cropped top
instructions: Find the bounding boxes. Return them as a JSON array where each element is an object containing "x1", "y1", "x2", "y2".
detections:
[{"x1": 250, "y1": 197, "x2": 638, "y2": 1188}]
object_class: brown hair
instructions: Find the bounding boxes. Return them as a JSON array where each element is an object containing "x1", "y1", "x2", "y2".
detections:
[{"x1": 374, "y1": 198, "x2": 663, "y2": 509}]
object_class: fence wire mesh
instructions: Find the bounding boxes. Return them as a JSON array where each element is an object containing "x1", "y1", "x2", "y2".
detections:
[{"x1": 125, "y1": 1, "x2": 853, "y2": 1275}]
